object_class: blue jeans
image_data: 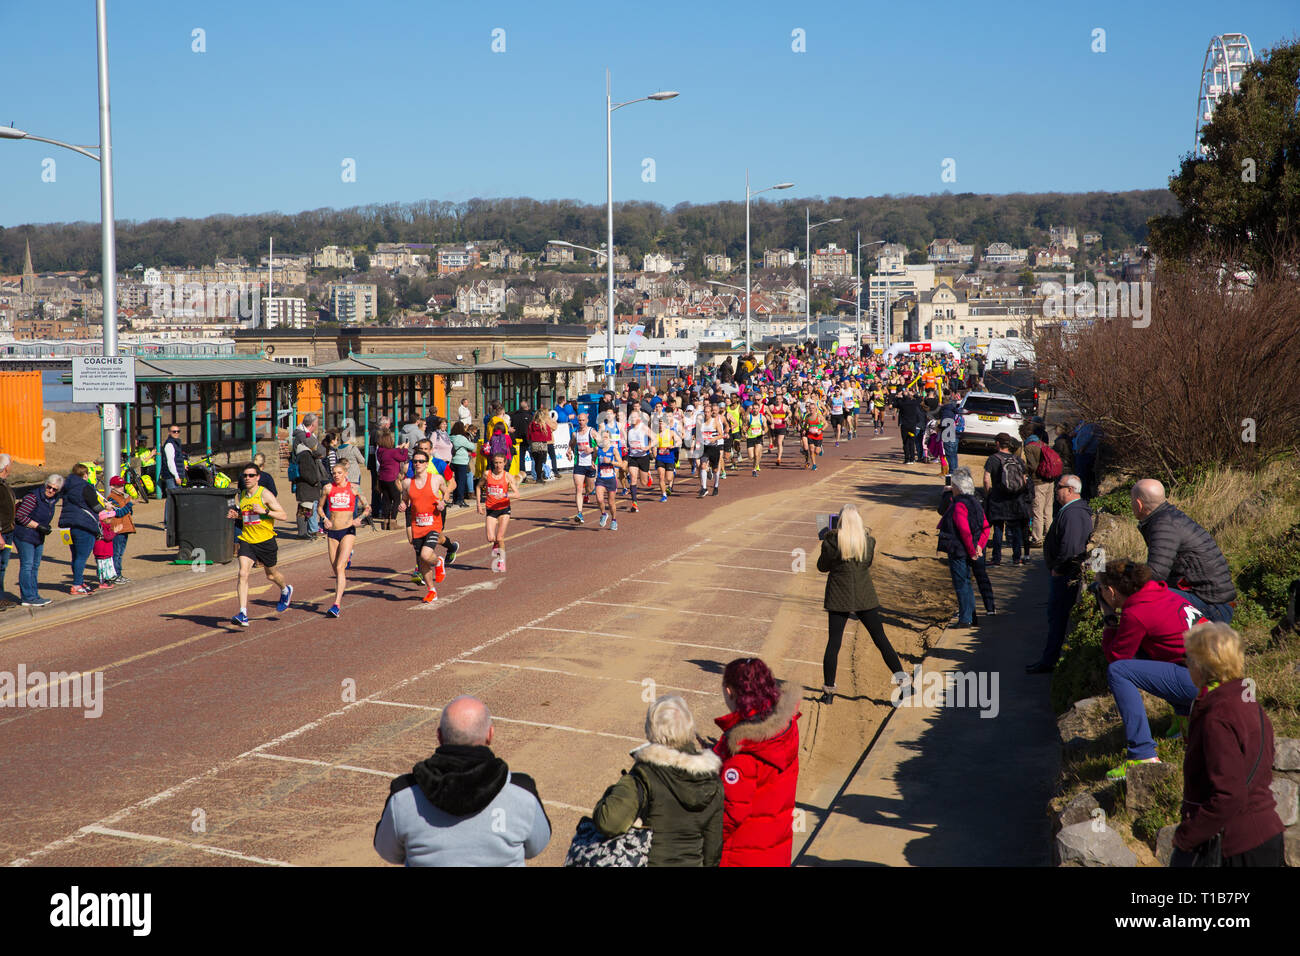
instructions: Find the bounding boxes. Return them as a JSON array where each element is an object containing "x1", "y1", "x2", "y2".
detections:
[
  {"x1": 991, "y1": 520, "x2": 1024, "y2": 563},
  {"x1": 948, "y1": 552, "x2": 995, "y2": 624},
  {"x1": 1108, "y1": 658, "x2": 1198, "y2": 760},
  {"x1": 1169, "y1": 587, "x2": 1234, "y2": 624},
  {"x1": 0, "y1": 545, "x2": 8, "y2": 597},
  {"x1": 452, "y1": 463, "x2": 472, "y2": 505},
  {"x1": 113, "y1": 533, "x2": 128, "y2": 577},
  {"x1": 68, "y1": 528, "x2": 96, "y2": 588},
  {"x1": 16, "y1": 538, "x2": 43, "y2": 603},
  {"x1": 943, "y1": 442, "x2": 958, "y2": 473},
  {"x1": 1038, "y1": 573, "x2": 1081, "y2": 668}
]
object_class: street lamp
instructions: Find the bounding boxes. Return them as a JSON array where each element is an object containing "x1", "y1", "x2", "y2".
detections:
[
  {"x1": 805, "y1": 210, "x2": 843, "y2": 343},
  {"x1": 855, "y1": 237, "x2": 885, "y2": 350},
  {"x1": 708, "y1": 280, "x2": 801, "y2": 348},
  {"x1": 1, "y1": 0, "x2": 120, "y2": 483},
  {"x1": 745, "y1": 173, "x2": 794, "y2": 353},
  {"x1": 605, "y1": 71, "x2": 678, "y2": 390}
]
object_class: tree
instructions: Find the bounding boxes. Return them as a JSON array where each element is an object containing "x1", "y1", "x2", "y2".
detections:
[
  {"x1": 1148, "y1": 39, "x2": 1300, "y2": 271},
  {"x1": 1017, "y1": 268, "x2": 1035, "y2": 290},
  {"x1": 354, "y1": 252, "x2": 370, "y2": 273}
]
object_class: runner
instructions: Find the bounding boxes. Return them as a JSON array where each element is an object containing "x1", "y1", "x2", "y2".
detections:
[
  {"x1": 400, "y1": 449, "x2": 451, "y2": 603},
  {"x1": 228, "y1": 462, "x2": 293, "y2": 627},
  {"x1": 829, "y1": 385, "x2": 847, "y2": 446},
  {"x1": 743, "y1": 401, "x2": 767, "y2": 477},
  {"x1": 725, "y1": 394, "x2": 744, "y2": 471},
  {"x1": 872, "y1": 385, "x2": 887, "y2": 435},
  {"x1": 477, "y1": 452, "x2": 520, "y2": 570},
  {"x1": 803, "y1": 401, "x2": 825, "y2": 471},
  {"x1": 655, "y1": 415, "x2": 679, "y2": 502},
  {"x1": 769, "y1": 392, "x2": 790, "y2": 466},
  {"x1": 317, "y1": 462, "x2": 370, "y2": 617},
  {"x1": 406, "y1": 439, "x2": 459, "y2": 583},
  {"x1": 697, "y1": 401, "x2": 726, "y2": 497},
  {"x1": 594, "y1": 430, "x2": 624, "y2": 530},
  {"x1": 569, "y1": 411, "x2": 598, "y2": 523},
  {"x1": 846, "y1": 381, "x2": 860, "y2": 439},
  {"x1": 624, "y1": 411, "x2": 652, "y2": 513}
]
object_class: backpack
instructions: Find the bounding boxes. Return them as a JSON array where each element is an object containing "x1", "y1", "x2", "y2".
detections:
[
  {"x1": 1036, "y1": 443, "x2": 1063, "y2": 480},
  {"x1": 488, "y1": 431, "x2": 513, "y2": 461},
  {"x1": 287, "y1": 455, "x2": 300, "y2": 482},
  {"x1": 998, "y1": 453, "x2": 1027, "y2": 494}
]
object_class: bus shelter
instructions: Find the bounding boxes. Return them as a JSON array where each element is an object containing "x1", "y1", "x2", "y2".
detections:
[{"x1": 472, "y1": 356, "x2": 586, "y2": 417}]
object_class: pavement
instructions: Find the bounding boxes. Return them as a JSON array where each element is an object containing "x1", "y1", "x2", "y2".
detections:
[{"x1": 0, "y1": 420, "x2": 1055, "y2": 867}]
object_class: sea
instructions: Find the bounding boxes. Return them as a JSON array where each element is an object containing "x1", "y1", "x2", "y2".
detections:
[{"x1": 42, "y1": 369, "x2": 99, "y2": 413}]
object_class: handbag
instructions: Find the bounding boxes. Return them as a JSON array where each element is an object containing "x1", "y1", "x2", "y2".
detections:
[
  {"x1": 530, "y1": 441, "x2": 548, "y2": 455},
  {"x1": 563, "y1": 772, "x2": 652, "y2": 867},
  {"x1": 1174, "y1": 707, "x2": 1265, "y2": 867}
]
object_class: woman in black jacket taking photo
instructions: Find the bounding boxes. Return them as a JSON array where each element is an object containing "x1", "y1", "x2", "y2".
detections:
[{"x1": 816, "y1": 503, "x2": 908, "y2": 704}]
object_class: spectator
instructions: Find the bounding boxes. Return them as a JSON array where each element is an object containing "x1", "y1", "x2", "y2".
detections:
[
  {"x1": 59, "y1": 463, "x2": 102, "y2": 594},
  {"x1": 712, "y1": 657, "x2": 800, "y2": 867},
  {"x1": 292, "y1": 414, "x2": 327, "y2": 539},
  {"x1": 252, "y1": 452, "x2": 278, "y2": 497},
  {"x1": 1172, "y1": 623, "x2": 1285, "y2": 867},
  {"x1": 400, "y1": 416, "x2": 427, "y2": 449},
  {"x1": 13, "y1": 475, "x2": 61, "y2": 607},
  {"x1": 449, "y1": 423, "x2": 476, "y2": 507},
  {"x1": 374, "y1": 431, "x2": 408, "y2": 530},
  {"x1": 1072, "y1": 421, "x2": 1101, "y2": 499},
  {"x1": 816, "y1": 503, "x2": 907, "y2": 704},
  {"x1": 333, "y1": 434, "x2": 364, "y2": 490},
  {"x1": 1052, "y1": 424, "x2": 1075, "y2": 475},
  {"x1": 542, "y1": 405, "x2": 561, "y2": 476},
  {"x1": 0, "y1": 454, "x2": 13, "y2": 609},
  {"x1": 428, "y1": 417, "x2": 453, "y2": 476},
  {"x1": 457, "y1": 398, "x2": 473, "y2": 429},
  {"x1": 935, "y1": 391, "x2": 963, "y2": 474},
  {"x1": 937, "y1": 467, "x2": 995, "y2": 628},
  {"x1": 1020, "y1": 425, "x2": 1055, "y2": 547},
  {"x1": 1027, "y1": 474, "x2": 1093, "y2": 674},
  {"x1": 92, "y1": 508, "x2": 117, "y2": 590},
  {"x1": 893, "y1": 390, "x2": 926, "y2": 464},
  {"x1": 509, "y1": 399, "x2": 533, "y2": 452},
  {"x1": 1095, "y1": 560, "x2": 1203, "y2": 780},
  {"x1": 106, "y1": 475, "x2": 136, "y2": 584},
  {"x1": 373, "y1": 695, "x2": 551, "y2": 867},
  {"x1": 982, "y1": 433, "x2": 1031, "y2": 566},
  {"x1": 526, "y1": 411, "x2": 553, "y2": 484},
  {"x1": 160, "y1": 423, "x2": 185, "y2": 529},
  {"x1": 592, "y1": 695, "x2": 723, "y2": 867},
  {"x1": 1131, "y1": 479, "x2": 1236, "y2": 623}
]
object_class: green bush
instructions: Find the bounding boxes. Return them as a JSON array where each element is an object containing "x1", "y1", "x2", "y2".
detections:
[
  {"x1": 1090, "y1": 486, "x2": 1132, "y2": 516},
  {"x1": 1233, "y1": 521, "x2": 1300, "y2": 622},
  {"x1": 1051, "y1": 587, "x2": 1108, "y2": 714}
]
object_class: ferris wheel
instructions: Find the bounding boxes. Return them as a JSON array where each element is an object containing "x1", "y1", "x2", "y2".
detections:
[{"x1": 1195, "y1": 33, "x2": 1255, "y2": 154}]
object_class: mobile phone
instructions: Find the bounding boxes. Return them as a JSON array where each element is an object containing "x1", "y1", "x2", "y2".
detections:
[{"x1": 945, "y1": 474, "x2": 952, "y2": 487}]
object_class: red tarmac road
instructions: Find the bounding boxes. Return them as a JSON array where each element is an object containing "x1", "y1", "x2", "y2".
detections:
[{"x1": 0, "y1": 427, "x2": 943, "y2": 866}]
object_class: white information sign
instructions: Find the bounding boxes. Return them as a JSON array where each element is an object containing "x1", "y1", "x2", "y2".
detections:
[
  {"x1": 73, "y1": 356, "x2": 135, "y2": 404},
  {"x1": 551, "y1": 422, "x2": 574, "y2": 470}
]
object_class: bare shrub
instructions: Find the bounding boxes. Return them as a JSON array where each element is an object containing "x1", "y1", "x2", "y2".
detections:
[{"x1": 1037, "y1": 257, "x2": 1300, "y2": 483}]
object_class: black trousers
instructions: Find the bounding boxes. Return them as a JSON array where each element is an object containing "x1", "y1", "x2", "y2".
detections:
[{"x1": 825, "y1": 608, "x2": 904, "y2": 687}]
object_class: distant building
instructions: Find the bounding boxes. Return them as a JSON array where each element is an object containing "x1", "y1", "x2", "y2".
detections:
[
  {"x1": 1083, "y1": 231, "x2": 1102, "y2": 246},
  {"x1": 811, "y1": 243, "x2": 853, "y2": 279},
  {"x1": 984, "y1": 242, "x2": 1028, "y2": 264},
  {"x1": 926, "y1": 238, "x2": 975, "y2": 264},
  {"x1": 762, "y1": 249, "x2": 797, "y2": 269},
  {"x1": 643, "y1": 252, "x2": 673, "y2": 274},
  {"x1": 704, "y1": 253, "x2": 732, "y2": 273},
  {"x1": 262, "y1": 297, "x2": 308, "y2": 329},
  {"x1": 313, "y1": 245, "x2": 356, "y2": 270},
  {"x1": 543, "y1": 244, "x2": 575, "y2": 266},
  {"x1": 455, "y1": 279, "x2": 507, "y2": 315},
  {"x1": 437, "y1": 245, "x2": 480, "y2": 274},
  {"x1": 1049, "y1": 225, "x2": 1079, "y2": 251},
  {"x1": 329, "y1": 283, "x2": 379, "y2": 323}
]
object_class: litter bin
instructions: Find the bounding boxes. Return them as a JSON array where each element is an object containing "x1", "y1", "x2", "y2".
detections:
[{"x1": 167, "y1": 486, "x2": 238, "y2": 563}]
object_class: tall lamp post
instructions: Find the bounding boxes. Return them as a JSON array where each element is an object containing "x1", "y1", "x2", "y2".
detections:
[
  {"x1": 605, "y1": 71, "x2": 677, "y2": 391},
  {"x1": 745, "y1": 173, "x2": 794, "y2": 353},
  {"x1": 549, "y1": 238, "x2": 613, "y2": 374},
  {"x1": 855, "y1": 236, "x2": 885, "y2": 350},
  {"x1": 805, "y1": 210, "x2": 842, "y2": 343},
  {"x1": 1, "y1": 0, "x2": 120, "y2": 483}
]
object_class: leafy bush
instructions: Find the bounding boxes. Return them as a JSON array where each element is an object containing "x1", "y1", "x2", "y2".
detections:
[
  {"x1": 1233, "y1": 521, "x2": 1300, "y2": 621},
  {"x1": 1051, "y1": 587, "x2": 1108, "y2": 714},
  {"x1": 1090, "y1": 486, "x2": 1132, "y2": 516}
]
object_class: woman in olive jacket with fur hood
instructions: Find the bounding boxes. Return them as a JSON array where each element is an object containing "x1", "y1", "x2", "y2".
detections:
[
  {"x1": 816, "y1": 503, "x2": 907, "y2": 704},
  {"x1": 593, "y1": 695, "x2": 723, "y2": 866}
]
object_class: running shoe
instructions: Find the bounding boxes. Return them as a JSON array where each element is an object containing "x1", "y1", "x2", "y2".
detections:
[
  {"x1": 499, "y1": 553, "x2": 507, "y2": 573},
  {"x1": 1165, "y1": 715, "x2": 1189, "y2": 740},
  {"x1": 1106, "y1": 757, "x2": 1161, "y2": 781},
  {"x1": 445, "y1": 541, "x2": 460, "y2": 566},
  {"x1": 232, "y1": 611, "x2": 250, "y2": 627},
  {"x1": 630, "y1": 503, "x2": 639, "y2": 513},
  {"x1": 659, "y1": 494, "x2": 668, "y2": 502},
  {"x1": 610, "y1": 519, "x2": 619, "y2": 531},
  {"x1": 346, "y1": 554, "x2": 352, "y2": 570},
  {"x1": 410, "y1": 571, "x2": 424, "y2": 584},
  {"x1": 574, "y1": 512, "x2": 585, "y2": 523},
  {"x1": 711, "y1": 486, "x2": 719, "y2": 496},
  {"x1": 434, "y1": 556, "x2": 446, "y2": 584},
  {"x1": 583, "y1": 494, "x2": 590, "y2": 505},
  {"x1": 69, "y1": 585, "x2": 91, "y2": 595},
  {"x1": 98, "y1": 581, "x2": 115, "y2": 590},
  {"x1": 599, "y1": 513, "x2": 609, "y2": 528},
  {"x1": 812, "y1": 463, "x2": 818, "y2": 471},
  {"x1": 422, "y1": 587, "x2": 438, "y2": 603},
  {"x1": 327, "y1": 604, "x2": 340, "y2": 618},
  {"x1": 276, "y1": 584, "x2": 293, "y2": 613},
  {"x1": 21, "y1": 597, "x2": 53, "y2": 608},
  {"x1": 835, "y1": 441, "x2": 840, "y2": 447},
  {"x1": 697, "y1": 488, "x2": 708, "y2": 499},
  {"x1": 752, "y1": 469, "x2": 758, "y2": 477}
]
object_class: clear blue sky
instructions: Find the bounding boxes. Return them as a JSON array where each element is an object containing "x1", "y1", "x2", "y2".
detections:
[{"x1": 1, "y1": 0, "x2": 1295, "y2": 228}]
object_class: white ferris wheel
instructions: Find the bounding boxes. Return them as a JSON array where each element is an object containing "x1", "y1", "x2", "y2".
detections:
[{"x1": 1195, "y1": 33, "x2": 1255, "y2": 154}]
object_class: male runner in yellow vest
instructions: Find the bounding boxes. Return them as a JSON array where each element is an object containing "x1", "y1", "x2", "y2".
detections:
[{"x1": 227, "y1": 461, "x2": 294, "y2": 627}]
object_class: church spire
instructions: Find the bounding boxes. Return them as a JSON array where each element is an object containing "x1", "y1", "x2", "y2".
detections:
[{"x1": 21, "y1": 239, "x2": 35, "y2": 294}]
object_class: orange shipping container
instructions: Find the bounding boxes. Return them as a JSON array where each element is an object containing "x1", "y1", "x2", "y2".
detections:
[{"x1": 0, "y1": 371, "x2": 45, "y2": 465}]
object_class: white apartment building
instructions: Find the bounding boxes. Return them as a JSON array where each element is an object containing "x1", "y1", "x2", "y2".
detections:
[
  {"x1": 643, "y1": 252, "x2": 674, "y2": 273},
  {"x1": 455, "y1": 280, "x2": 507, "y2": 315},
  {"x1": 811, "y1": 243, "x2": 853, "y2": 279},
  {"x1": 704, "y1": 253, "x2": 732, "y2": 272},
  {"x1": 763, "y1": 249, "x2": 797, "y2": 269},
  {"x1": 329, "y1": 283, "x2": 378, "y2": 324},
  {"x1": 263, "y1": 296, "x2": 308, "y2": 329},
  {"x1": 313, "y1": 245, "x2": 356, "y2": 270},
  {"x1": 984, "y1": 242, "x2": 1028, "y2": 264},
  {"x1": 869, "y1": 255, "x2": 934, "y2": 326}
]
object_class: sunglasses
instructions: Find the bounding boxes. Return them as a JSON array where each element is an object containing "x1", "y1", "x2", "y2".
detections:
[
  {"x1": 413, "y1": 457, "x2": 429, "y2": 463},
  {"x1": 242, "y1": 472, "x2": 259, "y2": 478},
  {"x1": 44, "y1": 485, "x2": 58, "y2": 492}
]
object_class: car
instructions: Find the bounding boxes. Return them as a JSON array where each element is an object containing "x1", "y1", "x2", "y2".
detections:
[
  {"x1": 982, "y1": 365, "x2": 1041, "y2": 417},
  {"x1": 957, "y1": 391, "x2": 1024, "y2": 451}
]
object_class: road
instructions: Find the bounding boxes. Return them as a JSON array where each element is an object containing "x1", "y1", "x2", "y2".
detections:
[{"x1": 0, "y1": 427, "x2": 955, "y2": 867}]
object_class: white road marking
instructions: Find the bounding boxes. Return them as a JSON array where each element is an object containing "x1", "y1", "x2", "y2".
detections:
[
  {"x1": 524, "y1": 625, "x2": 819, "y2": 668},
  {"x1": 251, "y1": 752, "x2": 393, "y2": 777},
  {"x1": 454, "y1": 658, "x2": 718, "y2": 698},
  {"x1": 81, "y1": 826, "x2": 295, "y2": 867},
  {"x1": 367, "y1": 699, "x2": 643, "y2": 742},
  {"x1": 409, "y1": 578, "x2": 502, "y2": 611},
  {"x1": 675, "y1": 560, "x2": 793, "y2": 574},
  {"x1": 578, "y1": 600, "x2": 772, "y2": 622}
]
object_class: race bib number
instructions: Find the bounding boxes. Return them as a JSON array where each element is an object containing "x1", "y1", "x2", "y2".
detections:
[
  {"x1": 599, "y1": 464, "x2": 614, "y2": 478},
  {"x1": 487, "y1": 486, "x2": 506, "y2": 503},
  {"x1": 329, "y1": 492, "x2": 351, "y2": 509},
  {"x1": 414, "y1": 513, "x2": 435, "y2": 527},
  {"x1": 241, "y1": 510, "x2": 261, "y2": 525}
]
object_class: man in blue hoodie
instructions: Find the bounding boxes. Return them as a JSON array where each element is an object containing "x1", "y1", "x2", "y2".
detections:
[{"x1": 374, "y1": 696, "x2": 551, "y2": 867}]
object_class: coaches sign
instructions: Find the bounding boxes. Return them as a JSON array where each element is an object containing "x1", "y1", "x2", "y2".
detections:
[{"x1": 73, "y1": 356, "x2": 135, "y2": 404}]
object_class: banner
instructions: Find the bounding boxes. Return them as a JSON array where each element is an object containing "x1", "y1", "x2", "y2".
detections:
[
  {"x1": 551, "y1": 422, "x2": 574, "y2": 470},
  {"x1": 619, "y1": 325, "x2": 646, "y2": 370}
]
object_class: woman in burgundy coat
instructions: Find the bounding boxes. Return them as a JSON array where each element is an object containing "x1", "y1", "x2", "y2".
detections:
[{"x1": 1172, "y1": 623, "x2": 1285, "y2": 867}]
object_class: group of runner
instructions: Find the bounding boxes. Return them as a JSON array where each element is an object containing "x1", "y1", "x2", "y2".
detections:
[{"x1": 225, "y1": 345, "x2": 970, "y2": 626}]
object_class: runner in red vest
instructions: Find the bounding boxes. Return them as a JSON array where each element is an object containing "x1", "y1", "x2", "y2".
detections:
[{"x1": 318, "y1": 463, "x2": 371, "y2": 617}]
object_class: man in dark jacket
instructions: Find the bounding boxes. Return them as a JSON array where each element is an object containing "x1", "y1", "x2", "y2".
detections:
[
  {"x1": 373, "y1": 696, "x2": 551, "y2": 866},
  {"x1": 935, "y1": 392, "x2": 963, "y2": 473},
  {"x1": 982, "y1": 434, "x2": 1030, "y2": 565},
  {"x1": 1131, "y1": 479, "x2": 1236, "y2": 622},
  {"x1": 1027, "y1": 474, "x2": 1093, "y2": 674},
  {"x1": 292, "y1": 415, "x2": 326, "y2": 539},
  {"x1": 509, "y1": 399, "x2": 533, "y2": 449},
  {"x1": 893, "y1": 390, "x2": 926, "y2": 463}
]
